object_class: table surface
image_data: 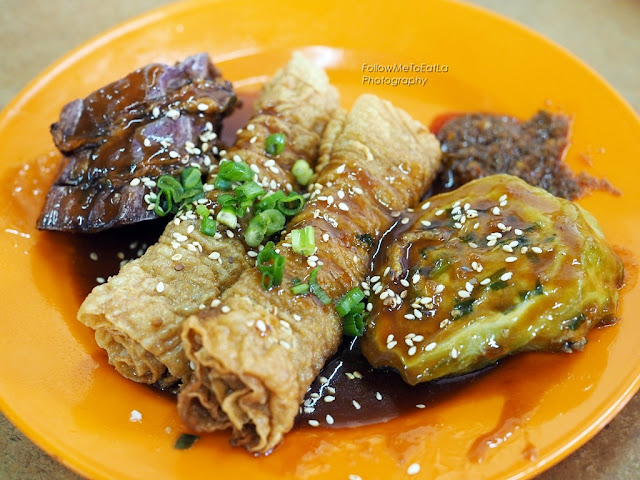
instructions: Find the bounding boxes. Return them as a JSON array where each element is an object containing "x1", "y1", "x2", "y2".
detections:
[{"x1": 1, "y1": 0, "x2": 639, "y2": 479}]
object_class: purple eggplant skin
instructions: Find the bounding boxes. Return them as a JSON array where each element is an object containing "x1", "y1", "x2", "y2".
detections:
[{"x1": 38, "y1": 53, "x2": 236, "y2": 233}]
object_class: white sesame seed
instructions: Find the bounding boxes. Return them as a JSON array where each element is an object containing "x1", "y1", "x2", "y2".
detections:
[
  {"x1": 96, "y1": 277, "x2": 105, "y2": 284},
  {"x1": 458, "y1": 290, "x2": 470, "y2": 298},
  {"x1": 421, "y1": 201, "x2": 431, "y2": 210},
  {"x1": 502, "y1": 245, "x2": 514, "y2": 253},
  {"x1": 319, "y1": 376, "x2": 329, "y2": 384},
  {"x1": 492, "y1": 206, "x2": 501, "y2": 215},
  {"x1": 451, "y1": 347, "x2": 459, "y2": 358},
  {"x1": 407, "y1": 463, "x2": 421, "y2": 475},
  {"x1": 308, "y1": 419, "x2": 320, "y2": 427},
  {"x1": 171, "y1": 253, "x2": 183, "y2": 261},
  {"x1": 384, "y1": 266, "x2": 391, "y2": 276},
  {"x1": 501, "y1": 272, "x2": 513, "y2": 281},
  {"x1": 386, "y1": 334, "x2": 395, "y2": 343},
  {"x1": 505, "y1": 256, "x2": 518, "y2": 263},
  {"x1": 408, "y1": 346, "x2": 417, "y2": 356},
  {"x1": 413, "y1": 335, "x2": 424, "y2": 342},
  {"x1": 500, "y1": 200, "x2": 508, "y2": 207},
  {"x1": 352, "y1": 400, "x2": 361, "y2": 410},
  {"x1": 400, "y1": 279, "x2": 410, "y2": 287},
  {"x1": 375, "y1": 392, "x2": 383, "y2": 401},
  {"x1": 415, "y1": 404, "x2": 426, "y2": 409},
  {"x1": 129, "y1": 410, "x2": 142, "y2": 423},
  {"x1": 425, "y1": 342, "x2": 436, "y2": 351},
  {"x1": 211, "y1": 299, "x2": 221, "y2": 308},
  {"x1": 532, "y1": 246, "x2": 543, "y2": 254},
  {"x1": 129, "y1": 178, "x2": 141, "y2": 187},
  {"x1": 404, "y1": 314, "x2": 416, "y2": 320},
  {"x1": 325, "y1": 414, "x2": 335, "y2": 425},
  {"x1": 338, "y1": 202, "x2": 349, "y2": 211},
  {"x1": 197, "y1": 103, "x2": 208, "y2": 111},
  {"x1": 480, "y1": 278, "x2": 491, "y2": 285},
  {"x1": 515, "y1": 228, "x2": 524, "y2": 235},
  {"x1": 156, "y1": 282, "x2": 165, "y2": 293},
  {"x1": 336, "y1": 164, "x2": 346, "y2": 174},
  {"x1": 435, "y1": 284, "x2": 445, "y2": 294},
  {"x1": 465, "y1": 281, "x2": 474, "y2": 292},
  {"x1": 220, "y1": 305, "x2": 231, "y2": 314},
  {"x1": 435, "y1": 209, "x2": 444, "y2": 216},
  {"x1": 401, "y1": 217, "x2": 410, "y2": 225},
  {"x1": 473, "y1": 222, "x2": 480, "y2": 230},
  {"x1": 89, "y1": 252, "x2": 98, "y2": 261},
  {"x1": 255, "y1": 319, "x2": 267, "y2": 332},
  {"x1": 324, "y1": 396, "x2": 335, "y2": 403},
  {"x1": 387, "y1": 340, "x2": 398, "y2": 349}
]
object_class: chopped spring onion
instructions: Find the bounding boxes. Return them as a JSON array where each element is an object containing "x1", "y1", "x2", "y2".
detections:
[
  {"x1": 290, "y1": 282, "x2": 310, "y2": 295},
  {"x1": 309, "y1": 267, "x2": 331, "y2": 305},
  {"x1": 181, "y1": 167, "x2": 202, "y2": 190},
  {"x1": 217, "y1": 205, "x2": 238, "y2": 228},
  {"x1": 244, "y1": 209, "x2": 286, "y2": 247},
  {"x1": 234, "y1": 181, "x2": 265, "y2": 202},
  {"x1": 335, "y1": 287, "x2": 365, "y2": 317},
  {"x1": 217, "y1": 160, "x2": 254, "y2": 182},
  {"x1": 265, "y1": 132, "x2": 286, "y2": 156},
  {"x1": 342, "y1": 310, "x2": 366, "y2": 337},
  {"x1": 214, "y1": 175, "x2": 232, "y2": 191},
  {"x1": 154, "y1": 167, "x2": 204, "y2": 217},
  {"x1": 195, "y1": 204, "x2": 210, "y2": 218},
  {"x1": 174, "y1": 433, "x2": 200, "y2": 450},
  {"x1": 276, "y1": 194, "x2": 305, "y2": 216},
  {"x1": 217, "y1": 193, "x2": 237, "y2": 207},
  {"x1": 292, "y1": 159, "x2": 314, "y2": 185},
  {"x1": 256, "y1": 191, "x2": 286, "y2": 212},
  {"x1": 200, "y1": 216, "x2": 217, "y2": 236},
  {"x1": 291, "y1": 226, "x2": 316, "y2": 256},
  {"x1": 256, "y1": 242, "x2": 285, "y2": 289},
  {"x1": 154, "y1": 189, "x2": 173, "y2": 217}
]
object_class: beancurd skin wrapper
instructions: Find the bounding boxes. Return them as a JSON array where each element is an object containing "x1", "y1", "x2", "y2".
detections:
[
  {"x1": 77, "y1": 53, "x2": 339, "y2": 385},
  {"x1": 178, "y1": 93, "x2": 442, "y2": 453},
  {"x1": 362, "y1": 174, "x2": 625, "y2": 385}
]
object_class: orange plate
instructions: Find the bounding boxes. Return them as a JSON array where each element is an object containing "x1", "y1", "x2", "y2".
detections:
[{"x1": 1, "y1": 1, "x2": 639, "y2": 479}]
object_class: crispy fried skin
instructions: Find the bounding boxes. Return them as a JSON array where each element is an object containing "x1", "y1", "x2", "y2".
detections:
[
  {"x1": 362, "y1": 174, "x2": 624, "y2": 384},
  {"x1": 177, "y1": 94, "x2": 442, "y2": 453},
  {"x1": 77, "y1": 54, "x2": 339, "y2": 386}
]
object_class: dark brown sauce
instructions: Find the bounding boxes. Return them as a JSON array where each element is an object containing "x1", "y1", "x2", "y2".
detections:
[{"x1": 296, "y1": 337, "x2": 495, "y2": 428}]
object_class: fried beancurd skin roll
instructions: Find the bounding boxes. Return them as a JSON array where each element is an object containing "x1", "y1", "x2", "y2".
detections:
[
  {"x1": 361, "y1": 174, "x2": 624, "y2": 385},
  {"x1": 178, "y1": 94, "x2": 442, "y2": 453},
  {"x1": 77, "y1": 53, "x2": 339, "y2": 386}
]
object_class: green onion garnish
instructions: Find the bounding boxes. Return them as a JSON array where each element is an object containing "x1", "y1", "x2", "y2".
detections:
[
  {"x1": 154, "y1": 189, "x2": 173, "y2": 217},
  {"x1": 181, "y1": 167, "x2": 202, "y2": 190},
  {"x1": 217, "y1": 205, "x2": 238, "y2": 228},
  {"x1": 342, "y1": 311, "x2": 366, "y2": 337},
  {"x1": 154, "y1": 167, "x2": 204, "y2": 217},
  {"x1": 195, "y1": 204, "x2": 210, "y2": 218},
  {"x1": 214, "y1": 175, "x2": 232, "y2": 191},
  {"x1": 265, "y1": 132, "x2": 286, "y2": 156},
  {"x1": 174, "y1": 433, "x2": 200, "y2": 450},
  {"x1": 201, "y1": 216, "x2": 217, "y2": 236},
  {"x1": 309, "y1": 266, "x2": 331, "y2": 305},
  {"x1": 256, "y1": 242, "x2": 285, "y2": 289},
  {"x1": 234, "y1": 181, "x2": 265, "y2": 202},
  {"x1": 292, "y1": 159, "x2": 314, "y2": 185},
  {"x1": 290, "y1": 282, "x2": 310, "y2": 295},
  {"x1": 335, "y1": 287, "x2": 365, "y2": 317},
  {"x1": 276, "y1": 194, "x2": 305, "y2": 216},
  {"x1": 245, "y1": 209, "x2": 287, "y2": 247},
  {"x1": 291, "y1": 226, "x2": 316, "y2": 256},
  {"x1": 217, "y1": 193, "x2": 237, "y2": 207},
  {"x1": 256, "y1": 191, "x2": 286, "y2": 212},
  {"x1": 217, "y1": 160, "x2": 254, "y2": 182}
]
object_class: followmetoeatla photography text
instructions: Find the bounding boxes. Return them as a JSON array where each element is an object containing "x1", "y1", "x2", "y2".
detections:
[{"x1": 361, "y1": 62, "x2": 449, "y2": 87}]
